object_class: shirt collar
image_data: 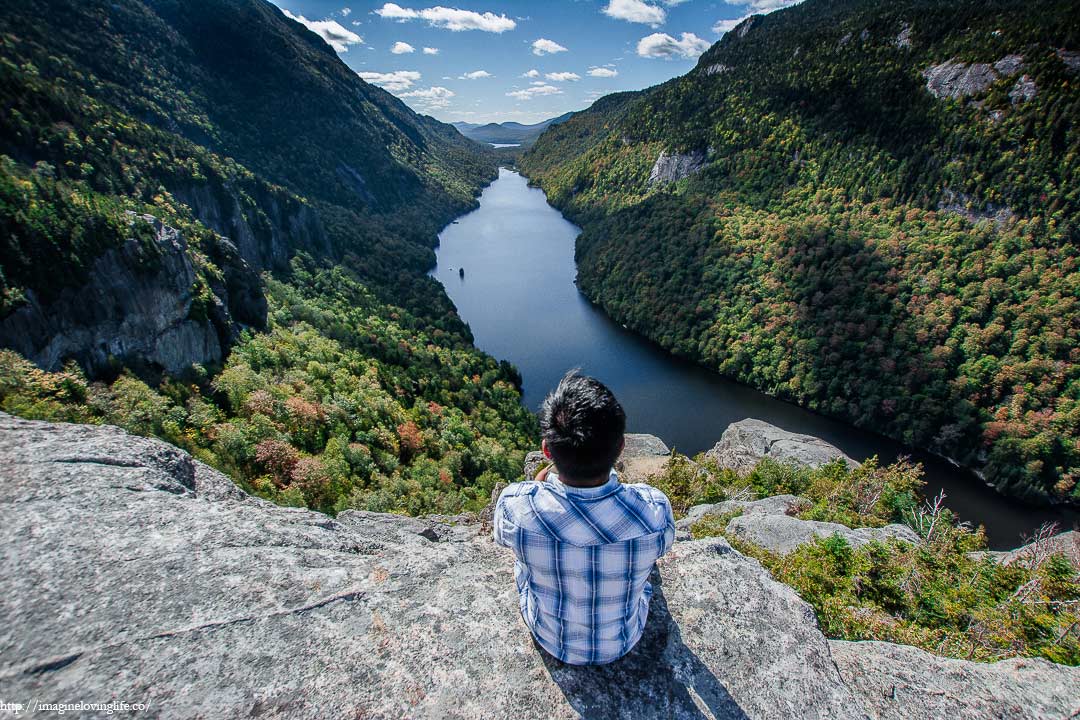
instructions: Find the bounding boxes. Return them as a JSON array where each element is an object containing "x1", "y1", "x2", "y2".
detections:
[{"x1": 548, "y1": 469, "x2": 621, "y2": 498}]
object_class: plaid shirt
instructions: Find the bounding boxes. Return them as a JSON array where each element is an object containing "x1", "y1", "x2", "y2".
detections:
[{"x1": 493, "y1": 470, "x2": 675, "y2": 665}]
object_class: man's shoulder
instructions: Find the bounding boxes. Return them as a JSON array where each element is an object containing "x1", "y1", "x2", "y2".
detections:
[
  {"x1": 498, "y1": 480, "x2": 544, "y2": 502},
  {"x1": 618, "y1": 482, "x2": 672, "y2": 509}
]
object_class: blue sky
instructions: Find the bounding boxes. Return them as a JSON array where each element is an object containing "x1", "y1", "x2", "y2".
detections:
[{"x1": 268, "y1": 0, "x2": 801, "y2": 123}]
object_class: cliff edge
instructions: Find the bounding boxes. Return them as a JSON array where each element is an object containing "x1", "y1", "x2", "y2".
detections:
[{"x1": 1, "y1": 414, "x2": 1076, "y2": 719}]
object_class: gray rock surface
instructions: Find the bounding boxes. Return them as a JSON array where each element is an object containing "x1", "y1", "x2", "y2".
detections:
[
  {"x1": 706, "y1": 419, "x2": 858, "y2": 473},
  {"x1": 676, "y1": 495, "x2": 810, "y2": 531},
  {"x1": 726, "y1": 514, "x2": 920, "y2": 556},
  {"x1": 0, "y1": 413, "x2": 869, "y2": 720},
  {"x1": 1010, "y1": 74, "x2": 1037, "y2": 104},
  {"x1": 174, "y1": 181, "x2": 329, "y2": 272},
  {"x1": 0, "y1": 213, "x2": 262, "y2": 376},
  {"x1": 523, "y1": 449, "x2": 548, "y2": 480},
  {"x1": 1058, "y1": 49, "x2": 1080, "y2": 72},
  {"x1": 993, "y1": 54, "x2": 1025, "y2": 76},
  {"x1": 830, "y1": 640, "x2": 1080, "y2": 720},
  {"x1": 923, "y1": 60, "x2": 998, "y2": 99},
  {"x1": 2, "y1": 413, "x2": 1077, "y2": 718},
  {"x1": 894, "y1": 23, "x2": 912, "y2": 49},
  {"x1": 703, "y1": 63, "x2": 731, "y2": 75},
  {"x1": 622, "y1": 433, "x2": 671, "y2": 458},
  {"x1": 648, "y1": 150, "x2": 706, "y2": 184},
  {"x1": 937, "y1": 190, "x2": 1015, "y2": 228}
]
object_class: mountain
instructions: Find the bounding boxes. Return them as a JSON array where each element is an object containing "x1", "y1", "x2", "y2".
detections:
[
  {"x1": 521, "y1": 0, "x2": 1080, "y2": 505},
  {"x1": 453, "y1": 112, "x2": 576, "y2": 146},
  {"x1": 0, "y1": 0, "x2": 537, "y2": 516}
]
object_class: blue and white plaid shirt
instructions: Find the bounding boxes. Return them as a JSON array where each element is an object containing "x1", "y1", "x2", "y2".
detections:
[{"x1": 493, "y1": 470, "x2": 675, "y2": 665}]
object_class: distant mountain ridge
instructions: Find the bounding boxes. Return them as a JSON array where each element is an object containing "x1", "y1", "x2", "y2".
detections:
[{"x1": 454, "y1": 112, "x2": 575, "y2": 146}]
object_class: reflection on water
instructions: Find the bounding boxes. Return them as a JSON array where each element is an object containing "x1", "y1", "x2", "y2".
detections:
[{"x1": 433, "y1": 168, "x2": 1078, "y2": 548}]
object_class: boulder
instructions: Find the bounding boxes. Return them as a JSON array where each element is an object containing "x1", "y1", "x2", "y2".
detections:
[
  {"x1": 616, "y1": 432, "x2": 674, "y2": 482},
  {"x1": 622, "y1": 433, "x2": 671, "y2": 458},
  {"x1": 830, "y1": 640, "x2": 1080, "y2": 720},
  {"x1": 706, "y1": 419, "x2": 858, "y2": 474},
  {"x1": 0, "y1": 413, "x2": 869, "y2": 720},
  {"x1": 676, "y1": 494, "x2": 811, "y2": 531},
  {"x1": 726, "y1": 513, "x2": 920, "y2": 556}
]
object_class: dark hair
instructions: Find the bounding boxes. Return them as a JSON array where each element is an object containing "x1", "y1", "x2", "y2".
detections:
[{"x1": 539, "y1": 371, "x2": 626, "y2": 481}]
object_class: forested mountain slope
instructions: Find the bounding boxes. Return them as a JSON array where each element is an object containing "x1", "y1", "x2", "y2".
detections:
[
  {"x1": 0, "y1": 0, "x2": 537, "y2": 516},
  {"x1": 521, "y1": 0, "x2": 1080, "y2": 505}
]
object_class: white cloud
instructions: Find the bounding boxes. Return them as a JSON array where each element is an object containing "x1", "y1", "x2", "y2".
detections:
[
  {"x1": 373, "y1": 4, "x2": 515, "y2": 32},
  {"x1": 713, "y1": 16, "x2": 750, "y2": 33},
  {"x1": 358, "y1": 69, "x2": 421, "y2": 91},
  {"x1": 399, "y1": 85, "x2": 455, "y2": 109},
  {"x1": 522, "y1": 69, "x2": 541, "y2": 78},
  {"x1": 391, "y1": 41, "x2": 416, "y2": 54},
  {"x1": 637, "y1": 31, "x2": 710, "y2": 59},
  {"x1": 507, "y1": 84, "x2": 563, "y2": 100},
  {"x1": 374, "y1": 3, "x2": 418, "y2": 20},
  {"x1": 532, "y1": 38, "x2": 568, "y2": 56},
  {"x1": 726, "y1": 0, "x2": 803, "y2": 11},
  {"x1": 282, "y1": 10, "x2": 364, "y2": 53},
  {"x1": 459, "y1": 70, "x2": 492, "y2": 79},
  {"x1": 603, "y1": 0, "x2": 666, "y2": 26},
  {"x1": 423, "y1": 46, "x2": 440, "y2": 54},
  {"x1": 546, "y1": 71, "x2": 581, "y2": 82},
  {"x1": 588, "y1": 66, "x2": 619, "y2": 77},
  {"x1": 341, "y1": 7, "x2": 352, "y2": 17}
]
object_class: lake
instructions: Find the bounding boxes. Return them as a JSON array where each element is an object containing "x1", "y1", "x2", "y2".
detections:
[{"x1": 433, "y1": 168, "x2": 1078, "y2": 548}]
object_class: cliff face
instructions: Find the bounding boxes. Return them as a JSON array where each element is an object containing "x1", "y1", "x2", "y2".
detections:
[
  {"x1": 0, "y1": 213, "x2": 264, "y2": 375},
  {"x1": 2, "y1": 412, "x2": 1076, "y2": 719},
  {"x1": 172, "y1": 181, "x2": 331, "y2": 273}
]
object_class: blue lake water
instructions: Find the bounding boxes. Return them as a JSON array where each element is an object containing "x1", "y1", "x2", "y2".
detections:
[{"x1": 433, "y1": 168, "x2": 1078, "y2": 548}]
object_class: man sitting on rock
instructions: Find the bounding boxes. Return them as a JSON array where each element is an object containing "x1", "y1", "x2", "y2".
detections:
[{"x1": 493, "y1": 371, "x2": 675, "y2": 665}]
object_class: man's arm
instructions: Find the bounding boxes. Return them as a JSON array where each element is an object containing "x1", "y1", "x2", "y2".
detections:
[
  {"x1": 492, "y1": 490, "x2": 514, "y2": 548},
  {"x1": 658, "y1": 495, "x2": 676, "y2": 557}
]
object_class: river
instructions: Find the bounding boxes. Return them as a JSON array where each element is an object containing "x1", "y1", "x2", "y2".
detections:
[{"x1": 433, "y1": 168, "x2": 1078, "y2": 548}]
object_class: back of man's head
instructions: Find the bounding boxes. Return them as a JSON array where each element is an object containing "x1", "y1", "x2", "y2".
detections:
[{"x1": 539, "y1": 371, "x2": 626, "y2": 482}]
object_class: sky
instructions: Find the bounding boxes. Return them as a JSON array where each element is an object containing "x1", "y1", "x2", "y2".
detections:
[{"x1": 268, "y1": 0, "x2": 802, "y2": 124}]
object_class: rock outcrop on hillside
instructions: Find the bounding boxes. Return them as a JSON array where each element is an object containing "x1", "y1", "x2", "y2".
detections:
[
  {"x1": 706, "y1": 419, "x2": 858, "y2": 473},
  {"x1": 0, "y1": 214, "x2": 263, "y2": 376},
  {"x1": 677, "y1": 494, "x2": 811, "y2": 530},
  {"x1": 2, "y1": 413, "x2": 1077, "y2": 719},
  {"x1": 726, "y1": 514, "x2": 920, "y2": 556},
  {"x1": 923, "y1": 56, "x2": 1025, "y2": 100},
  {"x1": 648, "y1": 150, "x2": 706, "y2": 184},
  {"x1": 677, "y1": 493, "x2": 919, "y2": 555}
]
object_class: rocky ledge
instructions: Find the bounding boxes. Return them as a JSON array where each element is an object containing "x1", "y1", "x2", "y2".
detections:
[
  {"x1": 706, "y1": 418, "x2": 859, "y2": 473},
  {"x1": 1, "y1": 413, "x2": 1077, "y2": 719}
]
